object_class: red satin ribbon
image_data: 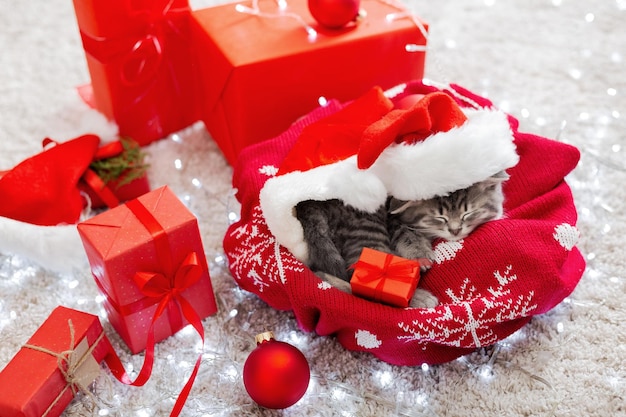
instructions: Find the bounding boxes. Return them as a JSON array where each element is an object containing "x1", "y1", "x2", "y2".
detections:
[
  {"x1": 104, "y1": 197, "x2": 205, "y2": 417},
  {"x1": 82, "y1": 169, "x2": 120, "y2": 208},
  {"x1": 351, "y1": 254, "x2": 418, "y2": 302},
  {"x1": 93, "y1": 140, "x2": 125, "y2": 160}
]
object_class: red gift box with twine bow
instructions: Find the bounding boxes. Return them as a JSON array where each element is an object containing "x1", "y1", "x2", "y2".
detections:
[
  {"x1": 0, "y1": 306, "x2": 115, "y2": 417},
  {"x1": 350, "y1": 248, "x2": 421, "y2": 307},
  {"x1": 191, "y1": 0, "x2": 427, "y2": 165},
  {"x1": 72, "y1": 0, "x2": 201, "y2": 146},
  {"x1": 77, "y1": 185, "x2": 217, "y2": 354}
]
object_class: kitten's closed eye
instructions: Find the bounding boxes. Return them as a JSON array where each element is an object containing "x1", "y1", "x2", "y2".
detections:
[
  {"x1": 390, "y1": 172, "x2": 507, "y2": 243},
  {"x1": 461, "y1": 210, "x2": 479, "y2": 222}
]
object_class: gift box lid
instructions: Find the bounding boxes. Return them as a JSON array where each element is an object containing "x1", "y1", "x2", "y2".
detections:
[{"x1": 77, "y1": 186, "x2": 197, "y2": 258}]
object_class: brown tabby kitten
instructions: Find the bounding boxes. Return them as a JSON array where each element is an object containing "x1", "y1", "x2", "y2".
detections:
[{"x1": 295, "y1": 172, "x2": 507, "y2": 307}]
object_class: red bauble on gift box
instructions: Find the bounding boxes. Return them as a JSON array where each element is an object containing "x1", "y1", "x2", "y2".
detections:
[
  {"x1": 308, "y1": 0, "x2": 361, "y2": 29},
  {"x1": 191, "y1": 0, "x2": 427, "y2": 165}
]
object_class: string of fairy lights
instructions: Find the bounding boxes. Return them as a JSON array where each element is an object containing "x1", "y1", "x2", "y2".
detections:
[{"x1": 1, "y1": 0, "x2": 625, "y2": 415}]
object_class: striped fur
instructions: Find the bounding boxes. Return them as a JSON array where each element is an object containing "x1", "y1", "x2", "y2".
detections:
[
  {"x1": 295, "y1": 173, "x2": 507, "y2": 282},
  {"x1": 389, "y1": 172, "x2": 507, "y2": 261}
]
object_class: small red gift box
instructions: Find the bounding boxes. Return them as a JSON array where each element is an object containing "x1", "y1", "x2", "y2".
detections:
[
  {"x1": 81, "y1": 173, "x2": 150, "y2": 209},
  {"x1": 78, "y1": 139, "x2": 151, "y2": 209},
  {"x1": 350, "y1": 248, "x2": 421, "y2": 307},
  {"x1": 72, "y1": 0, "x2": 201, "y2": 146},
  {"x1": 77, "y1": 186, "x2": 217, "y2": 354},
  {"x1": 0, "y1": 306, "x2": 114, "y2": 417},
  {"x1": 191, "y1": 0, "x2": 427, "y2": 165}
]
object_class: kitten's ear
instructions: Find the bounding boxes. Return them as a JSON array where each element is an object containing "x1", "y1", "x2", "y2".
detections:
[
  {"x1": 479, "y1": 170, "x2": 509, "y2": 191},
  {"x1": 490, "y1": 170, "x2": 510, "y2": 182},
  {"x1": 388, "y1": 197, "x2": 413, "y2": 214}
]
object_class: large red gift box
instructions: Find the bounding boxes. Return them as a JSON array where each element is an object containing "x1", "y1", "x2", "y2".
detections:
[
  {"x1": 350, "y1": 248, "x2": 421, "y2": 307},
  {"x1": 191, "y1": 0, "x2": 428, "y2": 165},
  {"x1": 0, "y1": 306, "x2": 114, "y2": 417},
  {"x1": 72, "y1": 0, "x2": 201, "y2": 146},
  {"x1": 77, "y1": 186, "x2": 217, "y2": 354}
]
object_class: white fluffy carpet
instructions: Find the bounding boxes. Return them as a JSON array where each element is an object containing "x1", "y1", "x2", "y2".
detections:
[{"x1": 1, "y1": 0, "x2": 624, "y2": 416}]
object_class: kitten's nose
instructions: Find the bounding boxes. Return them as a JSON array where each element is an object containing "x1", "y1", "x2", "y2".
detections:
[{"x1": 450, "y1": 227, "x2": 462, "y2": 236}]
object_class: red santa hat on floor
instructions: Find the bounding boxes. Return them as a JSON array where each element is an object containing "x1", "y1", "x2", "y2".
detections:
[{"x1": 259, "y1": 86, "x2": 520, "y2": 263}]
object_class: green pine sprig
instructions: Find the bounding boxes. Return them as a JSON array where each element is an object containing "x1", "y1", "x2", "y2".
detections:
[{"x1": 89, "y1": 137, "x2": 149, "y2": 188}]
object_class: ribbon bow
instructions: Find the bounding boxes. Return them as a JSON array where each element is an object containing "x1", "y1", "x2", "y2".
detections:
[
  {"x1": 117, "y1": 198, "x2": 205, "y2": 417},
  {"x1": 134, "y1": 251, "x2": 203, "y2": 319}
]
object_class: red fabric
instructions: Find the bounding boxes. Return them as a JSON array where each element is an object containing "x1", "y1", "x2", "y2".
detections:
[
  {"x1": 358, "y1": 92, "x2": 468, "y2": 169},
  {"x1": 223, "y1": 80, "x2": 585, "y2": 365},
  {"x1": 0, "y1": 135, "x2": 100, "y2": 226},
  {"x1": 278, "y1": 89, "x2": 468, "y2": 174},
  {"x1": 278, "y1": 86, "x2": 394, "y2": 175}
]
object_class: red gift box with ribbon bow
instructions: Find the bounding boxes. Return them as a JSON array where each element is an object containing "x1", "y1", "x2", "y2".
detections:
[
  {"x1": 350, "y1": 248, "x2": 421, "y2": 307},
  {"x1": 77, "y1": 185, "x2": 217, "y2": 354},
  {"x1": 72, "y1": 0, "x2": 201, "y2": 146},
  {"x1": 0, "y1": 306, "x2": 115, "y2": 417},
  {"x1": 191, "y1": 0, "x2": 427, "y2": 165}
]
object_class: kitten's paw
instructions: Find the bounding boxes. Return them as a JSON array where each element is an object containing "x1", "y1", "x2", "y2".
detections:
[
  {"x1": 416, "y1": 257, "x2": 433, "y2": 271},
  {"x1": 408, "y1": 288, "x2": 439, "y2": 309},
  {"x1": 396, "y1": 244, "x2": 434, "y2": 263},
  {"x1": 316, "y1": 272, "x2": 352, "y2": 293}
]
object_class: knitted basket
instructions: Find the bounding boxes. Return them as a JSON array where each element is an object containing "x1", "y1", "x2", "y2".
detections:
[{"x1": 223, "y1": 81, "x2": 585, "y2": 366}]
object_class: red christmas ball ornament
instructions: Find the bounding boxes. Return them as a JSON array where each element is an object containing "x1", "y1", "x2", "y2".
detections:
[
  {"x1": 308, "y1": 0, "x2": 362, "y2": 29},
  {"x1": 243, "y1": 332, "x2": 310, "y2": 409}
]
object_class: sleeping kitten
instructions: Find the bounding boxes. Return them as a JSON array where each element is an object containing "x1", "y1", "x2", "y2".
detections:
[
  {"x1": 295, "y1": 172, "x2": 508, "y2": 308},
  {"x1": 295, "y1": 199, "x2": 391, "y2": 281},
  {"x1": 388, "y1": 171, "x2": 508, "y2": 263}
]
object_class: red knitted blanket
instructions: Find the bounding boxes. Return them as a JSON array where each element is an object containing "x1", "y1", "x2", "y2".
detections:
[{"x1": 223, "y1": 81, "x2": 585, "y2": 365}]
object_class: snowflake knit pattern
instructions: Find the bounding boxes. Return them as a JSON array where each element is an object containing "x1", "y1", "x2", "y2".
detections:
[{"x1": 223, "y1": 81, "x2": 586, "y2": 366}]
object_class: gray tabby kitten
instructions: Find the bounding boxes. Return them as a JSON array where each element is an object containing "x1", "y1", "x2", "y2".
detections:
[
  {"x1": 388, "y1": 171, "x2": 508, "y2": 263},
  {"x1": 295, "y1": 172, "x2": 507, "y2": 308},
  {"x1": 295, "y1": 199, "x2": 390, "y2": 281}
]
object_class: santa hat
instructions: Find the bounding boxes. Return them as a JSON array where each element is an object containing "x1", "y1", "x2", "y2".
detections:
[
  {"x1": 0, "y1": 134, "x2": 100, "y2": 226},
  {"x1": 259, "y1": 87, "x2": 520, "y2": 263}
]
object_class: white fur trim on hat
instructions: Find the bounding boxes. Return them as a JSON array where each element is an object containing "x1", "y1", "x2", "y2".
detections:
[
  {"x1": 260, "y1": 157, "x2": 387, "y2": 262},
  {"x1": 259, "y1": 107, "x2": 519, "y2": 263},
  {"x1": 371, "y1": 109, "x2": 519, "y2": 201}
]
